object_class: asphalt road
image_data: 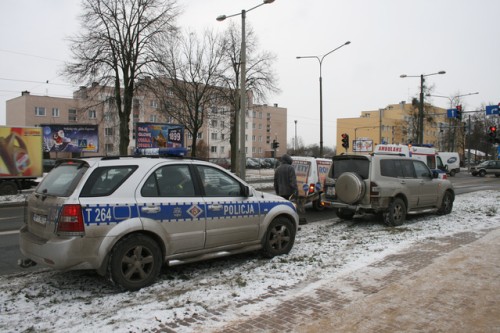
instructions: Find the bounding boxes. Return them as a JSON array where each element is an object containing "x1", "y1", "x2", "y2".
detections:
[{"x1": 1, "y1": 171, "x2": 498, "y2": 276}]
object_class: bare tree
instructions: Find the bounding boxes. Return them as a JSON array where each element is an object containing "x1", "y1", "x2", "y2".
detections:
[
  {"x1": 151, "y1": 29, "x2": 226, "y2": 157},
  {"x1": 64, "y1": 0, "x2": 179, "y2": 155},
  {"x1": 219, "y1": 22, "x2": 280, "y2": 171}
]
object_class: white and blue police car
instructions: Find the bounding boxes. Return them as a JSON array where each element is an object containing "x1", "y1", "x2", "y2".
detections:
[{"x1": 20, "y1": 156, "x2": 299, "y2": 291}]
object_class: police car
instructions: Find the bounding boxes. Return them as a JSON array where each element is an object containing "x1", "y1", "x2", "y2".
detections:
[{"x1": 19, "y1": 156, "x2": 299, "y2": 291}]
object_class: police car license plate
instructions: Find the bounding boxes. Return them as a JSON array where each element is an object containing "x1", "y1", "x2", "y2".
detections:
[
  {"x1": 32, "y1": 213, "x2": 47, "y2": 226},
  {"x1": 326, "y1": 186, "x2": 335, "y2": 196}
]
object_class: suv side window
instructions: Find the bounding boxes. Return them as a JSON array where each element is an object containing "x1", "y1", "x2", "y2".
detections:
[
  {"x1": 81, "y1": 166, "x2": 137, "y2": 197},
  {"x1": 141, "y1": 165, "x2": 195, "y2": 197},
  {"x1": 413, "y1": 160, "x2": 432, "y2": 178},
  {"x1": 380, "y1": 159, "x2": 415, "y2": 178}
]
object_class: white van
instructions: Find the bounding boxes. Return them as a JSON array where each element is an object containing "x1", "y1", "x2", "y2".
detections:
[
  {"x1": 438, "y1": 152, "x2": 460, "y2": 176},
  {"x1": 374, "y1": 144, "x2": 447, "y2": 178},
  {"x1": 291, "y1": 156, "x2": 332, "y2": 212}
]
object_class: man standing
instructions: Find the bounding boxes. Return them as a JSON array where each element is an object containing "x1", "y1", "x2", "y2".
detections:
[{"x1": 274, "y1": 154, "x2": 298, "y2": 200}]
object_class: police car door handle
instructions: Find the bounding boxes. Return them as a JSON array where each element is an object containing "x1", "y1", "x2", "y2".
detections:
[
  {"x1": 141, "y1": 206, "x2": 161, "y2": 213},
  {"x1": 208, "y1": 204, "x2": 223, "y2": 211}
]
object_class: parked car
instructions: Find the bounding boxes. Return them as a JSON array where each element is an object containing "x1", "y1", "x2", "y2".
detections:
[
  {"x1": 322, "y1": 154, "x2": 454, "y2": 226},
  {"x1": 19, "y1": 156, "x2": 299, "y2": 291},
  {"x1": 470, "y1": 160, "x2": 500, "y2": 177}
]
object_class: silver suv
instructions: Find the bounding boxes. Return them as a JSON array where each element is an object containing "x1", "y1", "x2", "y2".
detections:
[
  {"x1": 470, "y1": 160, "x2": 500, "y2": 177},
  {"x1": 20, "y1": 157, "x2": 299, "y2": 290},
  {"x1": 322, "y1": 154, "x2": 454, "y2": 226}
]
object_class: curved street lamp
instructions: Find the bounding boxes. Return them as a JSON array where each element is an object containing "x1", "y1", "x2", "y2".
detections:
[
  {"x1": 400, "y1": 71, "x2": 446, "y2": 145},
  {"x1": 217, "y1": 0, "x2": 275, "y2": 180},
  {"x1": 297, "y1": 41, "x2": 351, "y2": 157}
]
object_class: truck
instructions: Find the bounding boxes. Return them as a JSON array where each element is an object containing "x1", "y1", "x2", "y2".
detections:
[
  {"x1": 437, "y1": 152, "x2": 461, "y2": 176},
  {"x1": 0, "y1": 126, "x2": 43, "y2": 195}
]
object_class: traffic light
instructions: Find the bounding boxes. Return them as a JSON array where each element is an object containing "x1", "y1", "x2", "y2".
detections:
[
  {"x1": 488, "y1": 126, "x2": 497, "y2": 143},
  {"x1": 456, "y1": 105, "x2": 462, "y2": 120},
  {"x1": 341, "y1": 133, "x2": 349, "y2": 149},
  {"x1": 271, "y1": 140, "x2": 279, "y2": 149}
]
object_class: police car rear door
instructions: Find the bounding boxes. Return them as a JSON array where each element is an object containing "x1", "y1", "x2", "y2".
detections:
[{"x1": 137, "y1": 163, "x2": 206, "y2": 254}]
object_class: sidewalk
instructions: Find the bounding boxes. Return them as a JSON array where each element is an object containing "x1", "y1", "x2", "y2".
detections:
[{"x1": 191, "y1": 227, "x2": 500, "y2": 333}]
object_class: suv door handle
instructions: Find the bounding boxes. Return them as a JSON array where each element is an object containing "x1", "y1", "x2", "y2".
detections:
[
  {"x1": 141, "y1": 206, "x2": 161, "y2": 213},
  {"x1": 208, "y1": 204, "x2": 223, "y2": 211}
]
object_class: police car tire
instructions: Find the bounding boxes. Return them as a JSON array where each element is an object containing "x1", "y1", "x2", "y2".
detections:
[
  {"x1": 262, "y1": 217, "x2": 296, "y2": 258},
  {"x1": 108, "y1": 234, "x2": 162, "y2": 291}
]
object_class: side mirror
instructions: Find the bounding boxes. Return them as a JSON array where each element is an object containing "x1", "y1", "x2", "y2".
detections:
[{"x1": 242, "y1": 185, "x2": 250, "y2": 197}]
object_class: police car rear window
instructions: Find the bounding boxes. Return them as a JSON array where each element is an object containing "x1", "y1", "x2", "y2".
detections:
[
  {"x1": 80, "y1": 166, "x2": 138, "y2": 197},
  {"x1": 36, "y1": 163, "x2": 88, "y2": 197}
]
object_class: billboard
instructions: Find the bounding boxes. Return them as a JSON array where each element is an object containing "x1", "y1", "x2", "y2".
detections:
[
  {"x1": 42, "y1": 124, "x2": 99, "y2": 153},
  {"x1": 135, "y1": 122, "x2": 185, "y2": 149},
  {"x1": 0, "y1": 126, "x2": 43, "y2": 177},
  {"x1": 353, "y1": 140, "x2": 373, "y2": 152}
]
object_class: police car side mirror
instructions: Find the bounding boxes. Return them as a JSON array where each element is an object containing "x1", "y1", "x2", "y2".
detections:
[{"x1": 242, "y1": 185, "x2": 250, "y2": 197}]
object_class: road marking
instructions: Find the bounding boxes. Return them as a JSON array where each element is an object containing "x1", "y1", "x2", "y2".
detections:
[{"x1": 0, "y1": 230, "x2": 19, "y2": 236}]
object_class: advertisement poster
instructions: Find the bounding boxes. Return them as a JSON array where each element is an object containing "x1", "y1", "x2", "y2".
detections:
[
  {"x1": 353, "y1": 140, "x2": 373, "y2": 152},
  {"x1": 0, "y1": 127, "x2": 42, "y2": 177},
  {"x1": 135, "y1": 122, "x2": 185, "y2": 149},
  {"x1": 316, "y1": 160, "x2": 333, "y2": 190},
  {"x1": 292, "y1": 160, "x2": 311, "y2": 196},
  {"x1": 42, "y1": 125, "x2": 99, "y2": 153}
]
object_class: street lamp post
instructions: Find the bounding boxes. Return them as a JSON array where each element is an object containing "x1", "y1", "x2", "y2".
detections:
[
  {"x1": 217, "y1": 0, "x2": 274, "y2": 180},
  {"x1": 297, "y1": 41, "x2": 351, "y2": 157},
  {"x1": 400, "y1": 71, "x2": 446, "y2": 145},
  {"x1": 294, "y1": 120, "x2": 298, "y2": 153}
]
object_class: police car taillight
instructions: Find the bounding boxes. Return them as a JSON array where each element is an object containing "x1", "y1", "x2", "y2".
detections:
[{"x1": 57, "y1": 204, "x2": 85, "y2": 235}]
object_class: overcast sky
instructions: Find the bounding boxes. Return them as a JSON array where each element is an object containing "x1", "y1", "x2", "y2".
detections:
[{"x1": 1, "y1": 0, "x2": 499, "y2": 147}]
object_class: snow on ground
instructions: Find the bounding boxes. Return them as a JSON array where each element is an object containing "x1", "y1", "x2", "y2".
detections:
[{"x1": 1, "y1": 189, "x2": 499, "y2": 332}]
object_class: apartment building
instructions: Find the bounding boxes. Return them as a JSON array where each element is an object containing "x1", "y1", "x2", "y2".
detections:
[
  {"x1": 336, "y1": 101, "x2": 449, "y2": 154},
  {"x1": 5, "y1": 83, "x2": 288, "y2": 159}
]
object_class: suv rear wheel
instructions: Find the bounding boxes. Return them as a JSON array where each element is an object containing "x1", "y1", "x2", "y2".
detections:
[
  {"x1": 437, "y1": 191, "x2": 453, "y2": 215},
  {"x1": 109, "y1": 234, "x2": 162, "y2": 291},
  {"x1": 383, "y1": 198, "x2": 406, "y2": 226},
  {"x1": 335, "y1": 208, "x2": 355, "y2": 220}
]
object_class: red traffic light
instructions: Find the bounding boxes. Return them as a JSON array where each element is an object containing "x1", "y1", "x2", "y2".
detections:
[{"x1": 491, "y1": 126, "x2": 497, "y2": 132}]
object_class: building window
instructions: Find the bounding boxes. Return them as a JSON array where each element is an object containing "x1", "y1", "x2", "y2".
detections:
[
  {"x1": 220, "y1": 146, "x2": 225, "y2": 154},
  {"x1": 259, "y1": 112, "x2": 262, "y2": 119},
  {"x1": 149, "y1": 115, "x2": 157, "y2": 122},
  {"x1": 35, "y1": 107, "x2": 46, "y2": 116},
  {"x1": 211, "y1": 133, "x2": 218, "y2": 140},
  {"x1": 52, "y1": 108, "x2": 60, "y2": 117},
  {"x1": 211, "y1": 120, "x2": 218, "y2": 127},
  {"x1": 68, "y1": 109, "x2": 77, "y2": 122},
  {"x1": 221, "y1": 121, "x2": 225, "y2": 129},
  {"x1": 105, "y1": 143, "x2": 114, "y2": 153},
  {"x1": 150, "y1": 100, "x2": 158, "y2": 108},
  {"x1": 221, "y1": 134, "x2": 225, "y2": 140},
  {"x1": 89, "y1": 110, "x2": 97, "y2": 119},
  {"x1": 105, "y1": 128, "x2": 114, "y2": 136},
  {"x1": 211, "y1": 146, "x2": 217, "y2": 153},
  {"x1": 252, "y1": 135, "x2": 256, "y2": 141}
]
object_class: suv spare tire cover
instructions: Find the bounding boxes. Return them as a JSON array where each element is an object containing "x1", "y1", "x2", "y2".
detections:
[{"x1": 336, "y1": 172, "x2": 365, "y2": 204}]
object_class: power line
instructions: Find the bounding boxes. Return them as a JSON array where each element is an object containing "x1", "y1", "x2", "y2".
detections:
[
  {"x1": 0, "y1": 77, "x2": 73, "y2": 87},
  {"x1": 0, "y1": 48, "x2": 66, "y2": 63}
]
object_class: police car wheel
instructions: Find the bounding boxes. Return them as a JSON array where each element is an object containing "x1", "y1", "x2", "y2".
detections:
[
  {"x1": 262, "y1": 217, "x2": 296, "y2": 258},
  {"x1": 108, "y1": 234, "x2": 162, "y2": 291}
]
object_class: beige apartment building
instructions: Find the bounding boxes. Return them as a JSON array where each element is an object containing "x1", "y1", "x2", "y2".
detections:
[
  {"x1": 5, "y1": 84, "x2": 288, "y2": 159},
  {"x1": 336, "y1": 101, "x2": 449, "y2": 154}
]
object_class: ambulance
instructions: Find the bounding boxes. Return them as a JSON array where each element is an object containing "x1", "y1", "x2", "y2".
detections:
[{"x1": 373, "y1": 144, "x2": 447, "y2": 178}]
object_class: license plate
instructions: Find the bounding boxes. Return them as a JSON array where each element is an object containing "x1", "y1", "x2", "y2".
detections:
[
  {"x1": 326, "y1": 186, "x2": 336, "y2": 196},
  {"x1": 32, "y1": 213, "x2": 48, "y2": 226}
]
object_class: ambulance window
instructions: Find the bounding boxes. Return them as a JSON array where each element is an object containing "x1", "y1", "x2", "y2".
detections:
[{"x1": 426, "y1": 156, "x2": 436, "y2": 169}]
